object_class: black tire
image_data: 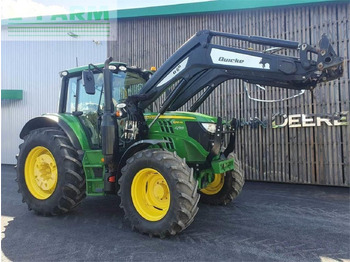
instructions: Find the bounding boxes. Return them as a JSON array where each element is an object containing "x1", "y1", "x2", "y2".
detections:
[
  {"x1": 118, "y1": 149, "x2": 200, "y2": 237},
  {"x1": 16, "y1": 128, "x2": 86, "y2": 215},
  {"x1": 200, "y1": 153, "x2": 244, "y2": 205}
]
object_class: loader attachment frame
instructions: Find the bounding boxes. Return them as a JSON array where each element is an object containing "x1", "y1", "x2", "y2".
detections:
[{"x1": 137, "y1": 30, "x2": 343, "y2": 112}]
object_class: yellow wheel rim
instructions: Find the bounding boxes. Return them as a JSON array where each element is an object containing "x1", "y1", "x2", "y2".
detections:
[
  {"x1": 24, "y1": 146, "x2": 58, "y2": 200},
  {"x1": 131, "y1": 168, "x2": 170, "y2": 221},
  {"x1": 200, "y1": 174, "x2": 224, "y2": 195}
]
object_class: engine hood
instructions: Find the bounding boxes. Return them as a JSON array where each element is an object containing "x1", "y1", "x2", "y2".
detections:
[{"x1": 143, "y1": 111, "x2": 217, "y2": 124}]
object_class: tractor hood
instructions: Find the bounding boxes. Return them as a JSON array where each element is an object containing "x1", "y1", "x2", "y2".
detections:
[{"x1": 144, "y1": 111, "x2": 217, "y2": 124}]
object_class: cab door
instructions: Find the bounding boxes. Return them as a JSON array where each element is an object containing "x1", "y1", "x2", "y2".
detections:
[{"x1": 65, "y1": 73, "x2": 105, "y2": 149}]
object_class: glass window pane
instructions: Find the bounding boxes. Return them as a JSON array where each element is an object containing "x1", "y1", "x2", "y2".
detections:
[
  {"x1": 112, "y1": 71, "x2": 146, "y2": 106},
  {"x1": 77, "y1": 73, "x2": 104, "y2": 112},
  {"x1": 66, "y1": 77, "x2": 78, "y2": 113}
]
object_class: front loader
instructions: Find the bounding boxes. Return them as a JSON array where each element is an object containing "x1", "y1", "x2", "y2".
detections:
[{"x1": 16, "y1": 30, "x2": 343, "y2": 237}]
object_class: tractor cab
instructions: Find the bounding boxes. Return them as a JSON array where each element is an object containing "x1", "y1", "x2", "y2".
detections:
[{"x1": 59, "y1": 62, "x2": 150, "y2": 150}]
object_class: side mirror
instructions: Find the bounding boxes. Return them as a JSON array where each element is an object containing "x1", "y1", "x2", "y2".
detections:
[{"x1": 82, "y1": 70, "x2": 95, "y2": 95}]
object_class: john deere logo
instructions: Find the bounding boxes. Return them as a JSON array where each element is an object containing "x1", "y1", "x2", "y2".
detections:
[
  {"x1": 218, "y1": 57, "x2": 244, "y2": 63},
  {"x1": 235, "y1": 111, "x2": 349, "y2": 129}
]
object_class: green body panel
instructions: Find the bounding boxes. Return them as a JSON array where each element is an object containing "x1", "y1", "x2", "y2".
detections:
[
  {"x1": 45, "y1": 113, "x2": 91, "y2": 150},
  {"x1": 145, "y1": 111, "x2": 217, "y2": 123},
  {"x1": 144, "y1": 111, "x2": 217, "y2": 163}
]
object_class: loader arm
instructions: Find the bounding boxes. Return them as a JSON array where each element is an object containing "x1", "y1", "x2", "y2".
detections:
[{"x1": 137, "y1": 30, "x2": 343, "y2": 112}]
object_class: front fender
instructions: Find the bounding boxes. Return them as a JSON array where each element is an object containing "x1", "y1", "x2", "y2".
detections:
[{"x1": 117, "y1": 139, "x2": 169, "y2": 172}]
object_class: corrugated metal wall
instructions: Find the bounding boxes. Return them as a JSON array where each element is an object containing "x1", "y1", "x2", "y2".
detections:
[
  {"x1": 108, "y1": 2, "x2": 349, "y2": 186},
  {"x1": 1, "y1": 27, "x2": 107, "y2": 164}
]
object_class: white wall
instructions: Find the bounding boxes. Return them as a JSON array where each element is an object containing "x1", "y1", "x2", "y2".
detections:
[{"x1": 1, "y1": 26, "x2": 107, "y2": 164}]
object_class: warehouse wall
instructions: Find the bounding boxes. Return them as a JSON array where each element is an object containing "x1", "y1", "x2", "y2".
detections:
[
  {"x1": 108, "y1": 2, "x2": 349, "y2": 186},
  {"x1": 1, "y1": 28, "x2": 107, "y2": 164}
]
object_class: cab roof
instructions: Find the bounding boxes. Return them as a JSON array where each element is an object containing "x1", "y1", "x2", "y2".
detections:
[{"x1": 64, "y1": 61, "x2": 127, "y2": 74}]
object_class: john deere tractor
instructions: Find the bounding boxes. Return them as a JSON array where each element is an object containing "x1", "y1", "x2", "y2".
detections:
[{"x1": 16, "y1": 30, "x2": 343, "y2": 237}]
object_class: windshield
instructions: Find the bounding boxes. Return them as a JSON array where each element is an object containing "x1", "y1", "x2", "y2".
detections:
[{"x1": 112, "y1": 71, "x2": 146, "y2": 105}]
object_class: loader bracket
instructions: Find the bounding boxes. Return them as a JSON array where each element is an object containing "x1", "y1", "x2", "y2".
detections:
[
  {"x1": 224, "y1": 118, "x2": 238, "y2": 157},
  {"x1": 206, "y1": 117, "x2": 223, "y2": 163}
]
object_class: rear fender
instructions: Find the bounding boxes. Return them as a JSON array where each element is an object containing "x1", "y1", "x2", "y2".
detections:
[{"x1": 20, "y1": 116, "x2": 82, "y2": 150}]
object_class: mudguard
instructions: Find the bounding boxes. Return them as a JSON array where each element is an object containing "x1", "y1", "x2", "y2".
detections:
[
  {"x1": 20, "y1": 116, "x2": 82, "y2": 150},
  {"x1": 117, "y1": 139, "x2": 169, "y2": 172}
]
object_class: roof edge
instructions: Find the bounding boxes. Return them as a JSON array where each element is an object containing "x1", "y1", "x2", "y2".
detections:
[
  {"x1": 2, "y1": 0, "x2": 346, "y2": 26},
  {"x1": 115, "y1": 0, "x2": 344, "y2": 19}
]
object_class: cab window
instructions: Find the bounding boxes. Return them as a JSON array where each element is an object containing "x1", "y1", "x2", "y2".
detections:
[{"x1": 64, "y1": 69, "x2": 147, "y2": 149}]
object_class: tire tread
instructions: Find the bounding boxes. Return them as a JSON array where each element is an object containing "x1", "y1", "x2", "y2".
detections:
[
  {"x1": 16, "y1": 127, "x2": 86, "y2": 216},
  {"x1": 118, "y1": 149, "x2": 200, "y2": 237}
]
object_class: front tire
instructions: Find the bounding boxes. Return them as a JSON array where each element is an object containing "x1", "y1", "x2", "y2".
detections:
[
  {"x1": 200, "y1": 153, "x2": 244, "y2": 205},
  {"x1": 16, "y1": 128, "x2": 86, "y2": 215},
  {"x1": 118, "y1": 149, "x2": 200, "y2": 237}
]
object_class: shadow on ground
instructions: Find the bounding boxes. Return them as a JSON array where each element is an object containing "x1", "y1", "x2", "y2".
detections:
[{"x1": 2, "y1": 165, "x2": 349, "y2": 261}]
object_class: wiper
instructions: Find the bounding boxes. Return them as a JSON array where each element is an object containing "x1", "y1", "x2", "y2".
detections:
[{"x1": 88, "y1": 64, "x2": 103, "y2": 73}]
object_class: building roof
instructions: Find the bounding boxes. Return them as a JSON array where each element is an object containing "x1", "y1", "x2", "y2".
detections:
[
  {"x1": 2, "y1": 0, "x2": 345, "y2": 25},
  {"x1": 115, "y1": 0, "x2": 343, "y2": 19}
]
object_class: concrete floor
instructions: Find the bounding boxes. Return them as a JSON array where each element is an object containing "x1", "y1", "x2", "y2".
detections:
[{"x1": 2, "y1": 164, "x2": 349, "y2": 261}]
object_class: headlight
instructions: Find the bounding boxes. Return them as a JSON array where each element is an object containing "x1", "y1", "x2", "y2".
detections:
[
  {"x1": 201, "y1": 123, "x2": 216, "y2": 133},
  {"x1": 60, "y1": 71, "x2": 68, "y2": 77}
]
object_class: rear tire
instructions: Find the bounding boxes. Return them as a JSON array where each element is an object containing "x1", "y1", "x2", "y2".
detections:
[
  {"x1": 16, "y1": 128, "x2": 86, "y2": 215},
  {"x1": 118, "y1": 149, "x2": 200, "y2": 237},
  {"x1": 200, "y1": 153, "x2": 244, "y2": 205}
]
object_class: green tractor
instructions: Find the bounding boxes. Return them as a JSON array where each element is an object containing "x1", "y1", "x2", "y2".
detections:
[{"x1": 16, "y1": 30, "x2": 343, "y2": 237}]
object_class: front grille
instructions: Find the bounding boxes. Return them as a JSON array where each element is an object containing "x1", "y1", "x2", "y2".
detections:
[
  {"x1": 185, "y1": 122, "x2": 214, "y2": 151},
  {"x1": 159, "y1": 120, "x2": 174, "y2": 133},
  {"x1": 163, "y1": 137, "x2": 175, "y2": 150}
]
